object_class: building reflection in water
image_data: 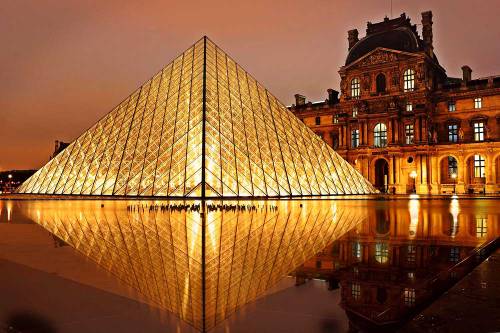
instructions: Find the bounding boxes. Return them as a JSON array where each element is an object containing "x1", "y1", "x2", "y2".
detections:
[
  {"x1": 296, "y1": 199, "x2": 499, "y2": 332},
  {"x1": 17, "y1": 199, "x2": 369, "y2": 332}
]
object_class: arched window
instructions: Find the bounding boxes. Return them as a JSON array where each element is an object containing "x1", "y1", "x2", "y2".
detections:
[
  {"x1": 351, "y1": 78, "x2": 360, "y2": 98},
  {"x1": 374, "y1": 123, "x2": 387, "y2": 147},
  {"x1": 403, "y1": 69, "x2": 415, "y2": 92},
  {"x1": 376, "y1": 73, "x2": 386, "y2": 93}
]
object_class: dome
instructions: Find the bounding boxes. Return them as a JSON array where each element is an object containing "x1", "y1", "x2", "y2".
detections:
[{"x1": 346, "y1": 27, "x2": 421, "y2": 65}]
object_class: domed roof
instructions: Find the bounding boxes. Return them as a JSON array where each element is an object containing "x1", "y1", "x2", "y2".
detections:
[{"x1": 346, "y1": 26, "x2": 421, "y2": 65}]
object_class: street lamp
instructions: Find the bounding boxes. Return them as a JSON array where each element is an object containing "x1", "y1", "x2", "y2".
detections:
[
  {"x1": 451, "y1": 172, "x2": 457, "y2": 195},
  {"x1": 410, "y1": 170, "x2": 417, "y2": 194}
]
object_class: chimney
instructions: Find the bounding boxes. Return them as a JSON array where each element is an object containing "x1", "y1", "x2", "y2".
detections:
[
  {"x1": 462, "y1": 65, "x2": 472, "y2": 82},
  {"x1": 421, "y1": 11, "x2": 433, "y2": 57},
  {"x1": 294, "y1": 94, "x2": 306, "y2": 106},
  {"x1": 348, "y1": 29, "x2": 359, "y2": 50},
  {"x1": 327, "y1": 89, "x2": 339, "y2": 105}
]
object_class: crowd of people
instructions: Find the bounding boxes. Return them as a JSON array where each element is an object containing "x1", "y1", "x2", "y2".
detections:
[{"x1": 125, "y1": 202, "x2": 279, "y2": 213}]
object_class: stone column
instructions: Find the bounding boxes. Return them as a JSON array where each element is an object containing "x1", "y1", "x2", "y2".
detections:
[
  {"x1": 485, "y1": 152, "x2": 495, "y2": 193},
  {"x1": 430, "y1": 155, "x2": 440, "y2": 194},
  {"x1": 339, "y1": 125, "x2": 343, "y2": 148},
  {"x1": 457, "y1": 155, "x2": 466, "y2": 194},
  {"x1": 388, "y1": 119, "x2": 393, "y2": 144}
]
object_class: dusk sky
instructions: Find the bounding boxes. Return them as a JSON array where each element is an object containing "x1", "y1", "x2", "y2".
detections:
[{"x1": 1, "y1": 0, "x2": 499, "y2": 171}]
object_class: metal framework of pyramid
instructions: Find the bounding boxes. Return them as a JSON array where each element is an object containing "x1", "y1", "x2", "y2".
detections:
[{"x1": 17, "y1": 37, "x2": 376, "y2": 197}]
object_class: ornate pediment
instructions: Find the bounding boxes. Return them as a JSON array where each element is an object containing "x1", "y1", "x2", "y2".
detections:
[
  {"x1": 359, "y1": 50, "x2": 398, "y2": 67},
  {"x1": 342, "y1": 47, "x2": 422, "y2": 71}
]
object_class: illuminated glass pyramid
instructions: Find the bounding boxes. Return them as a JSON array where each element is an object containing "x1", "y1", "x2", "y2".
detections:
[
  {"x1": 20, "y1": 199, "x2": 367, "y2": 331},
  {"x1": 17, "y1": 37, "x2": 376, "y2": 197}
]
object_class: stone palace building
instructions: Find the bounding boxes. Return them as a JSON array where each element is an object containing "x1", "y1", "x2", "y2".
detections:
[{"x1": 290, "y1": 11, "x2": 499, "y2": 194}]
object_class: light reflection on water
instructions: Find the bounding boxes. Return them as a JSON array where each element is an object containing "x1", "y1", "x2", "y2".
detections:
[
  {"x1": 0, "y1": 198, "x2": 499, "y2": 332},
  {"x1": 2, "y1": 199, "x2": 368, "y2": 331}
]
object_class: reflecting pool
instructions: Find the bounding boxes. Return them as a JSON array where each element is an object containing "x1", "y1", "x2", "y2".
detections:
[{"x1": 0, "y1": 198, "x2": 498, "y2": 332}]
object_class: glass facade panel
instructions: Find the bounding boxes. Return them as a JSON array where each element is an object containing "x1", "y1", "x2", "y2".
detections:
[{"x1": 17, "y1": 37, "x2": 376, "y2": 197}]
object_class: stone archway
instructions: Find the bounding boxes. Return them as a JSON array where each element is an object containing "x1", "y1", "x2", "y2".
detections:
[
  {"x1": 439, "y1": 156, "x2": 458, "y2": 184},
  {"x1": 466, "y1": 154, "x2": 486, "y2": 194},
  {"x1": 374, "y1": 159, "x2": 389, "y2": 193}
]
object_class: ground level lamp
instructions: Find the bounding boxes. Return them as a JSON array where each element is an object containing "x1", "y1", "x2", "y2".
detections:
[
  {"x1": 410, "y1": 170, "x2": 417, "y2": 194},
  {"x1": 451, "y1": 172, "x2": 457, "y2": 194}
]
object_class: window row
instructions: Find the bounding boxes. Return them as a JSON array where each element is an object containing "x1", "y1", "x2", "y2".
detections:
[
  {"x1": 448, "y1": 122, "x2": 485, "y2": 142},
  {"x1": 447, "y1": 97, "x2": 483, "y2": 112},
  {"x1": 350, "y1": 68, "x2": 415, "y2": 98}
]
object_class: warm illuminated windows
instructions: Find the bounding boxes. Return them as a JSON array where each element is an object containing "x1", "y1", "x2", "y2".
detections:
[
  {"x1": 351, "y1": 129, "x2": 359, "y2": 148},
  {"x1": 404, "y1": 288, "x2": 416, "y2": 306},
  {"x1": 315, "y1": 116, "x2": 321, "y2": 125},
  {"x1": 448, "y1": 124, "x2": 458, "y2": 143},
  {"x1": 374, "y1": 123, "x2": 387, "y2": 148},
  {"x1": 351, "y1": 283, "x2": 361, "y2": 300},
  {"x1": 448, "y1": 101, "x2": 456, "y2": 112},
  {"x1": 352, "y1": 106, "x2": 358, "y2": 118},
  {"x1": 405, "y1": 124, "x2": 414, "y2": 144},
  {"x1": 476, "y1": 217, "x2": 487, "y2": 238},
  {"x1": 403, "y1": 69, "x2": 415, "y2": 92},
  {"x1": 333, "y1": 114, "x2": 339, "y2": 124},
  {"x1": 474, "y1": 155, "x2": 486, "y2": 178},
  {"x1": 351, "y1": 78, "x2": 360, "y2": 98},
  {"x1": 473, "y1": 122, "x2": 485, "y2": 141},
  {"x1": 375, "y1": 242, "x2": 389, "y2": 263},
  {"x1": 406, "y1": 101, "x2": 413, "y2": 112},
  {"x1": 474, "y1": 97, "x2": 482, "y2": 109}
]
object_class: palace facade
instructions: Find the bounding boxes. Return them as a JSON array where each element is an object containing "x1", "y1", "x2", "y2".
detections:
[{"x1": 290, "y1": 11, "x2": 500, "y2": 194}]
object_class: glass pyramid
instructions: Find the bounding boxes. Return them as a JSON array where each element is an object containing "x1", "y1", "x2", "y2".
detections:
[
  {"x1": 17, "y1": 37, "x2": 376, "y2": 197},
  {"x1": 20, "y1": 199, "x2": 368, "y2": 331}
]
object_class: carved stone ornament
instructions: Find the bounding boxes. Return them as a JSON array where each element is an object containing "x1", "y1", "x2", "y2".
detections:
[
  {"x1": 362, "y1": 74, "x2": 371, "y2": 91},
  {"x1": 359, "y1": 51, "x2": 397, "y2": 67}
]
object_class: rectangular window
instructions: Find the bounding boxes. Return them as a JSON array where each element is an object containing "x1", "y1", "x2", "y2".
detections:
[
  {"x1": 473, "y1": 122, "x2": 485, "y2": 141},
  {"x1": 333, "y1": 114, "x2": 339, "y2": 124},
  {"x1": 316, "y1": 260, "x2": 322, "y2": 269},
  {"x1": 315, "y1": 116, "x2": 321, "y2": 125},
  {"x1": 404, "y1": 288, "x2": 416, "y2": 306},
  {"x1": 474, "y1": 155, "x2": 485, "y2": 178},
  {"x1": 351, "y1": 283, "x2": 361, "y2": 300},
  {"x1": 476, "y1": 217, "x2": 487, "y2": 238},
  {"x1": 403, "y1": 69, "x2": 415, "y2": 92},
  {"x1": 474, "y1": 97, "x2": 482, "y2": 109},
  {"x1": 351, "y1": 129, "x2": 359, "y2": 148},
  {"x1": 351, "y1": 78, "x2": 360, "y2": 98},
  {"x1": 448, "y1": 101, "x2": 456, "y2": 112},
  {"x1": 405, "y1": 124, "x2": 414, "y2": 144},
  {"x1": 352, "y1": 107, "x2": 358, "y2": 118},
  {"x1": 406, "y1": 102, "x2": 413, "y2": 112},
  {"x1": 448, "y1": 124, "x2": 458, "y2": 143}
]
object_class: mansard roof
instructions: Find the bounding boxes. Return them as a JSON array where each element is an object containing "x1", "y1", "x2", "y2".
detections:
[{"x1": 346, "y1": 13, "x2": 424, "y2": 66}]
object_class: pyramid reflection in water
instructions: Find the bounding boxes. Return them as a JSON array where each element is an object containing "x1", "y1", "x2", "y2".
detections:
[
  {"x1": 21, "y1": 200, "x2": 367, "y2": 331},
  {"x1": 17, "y1": 37, "x2": 376, "y2": 197}
]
